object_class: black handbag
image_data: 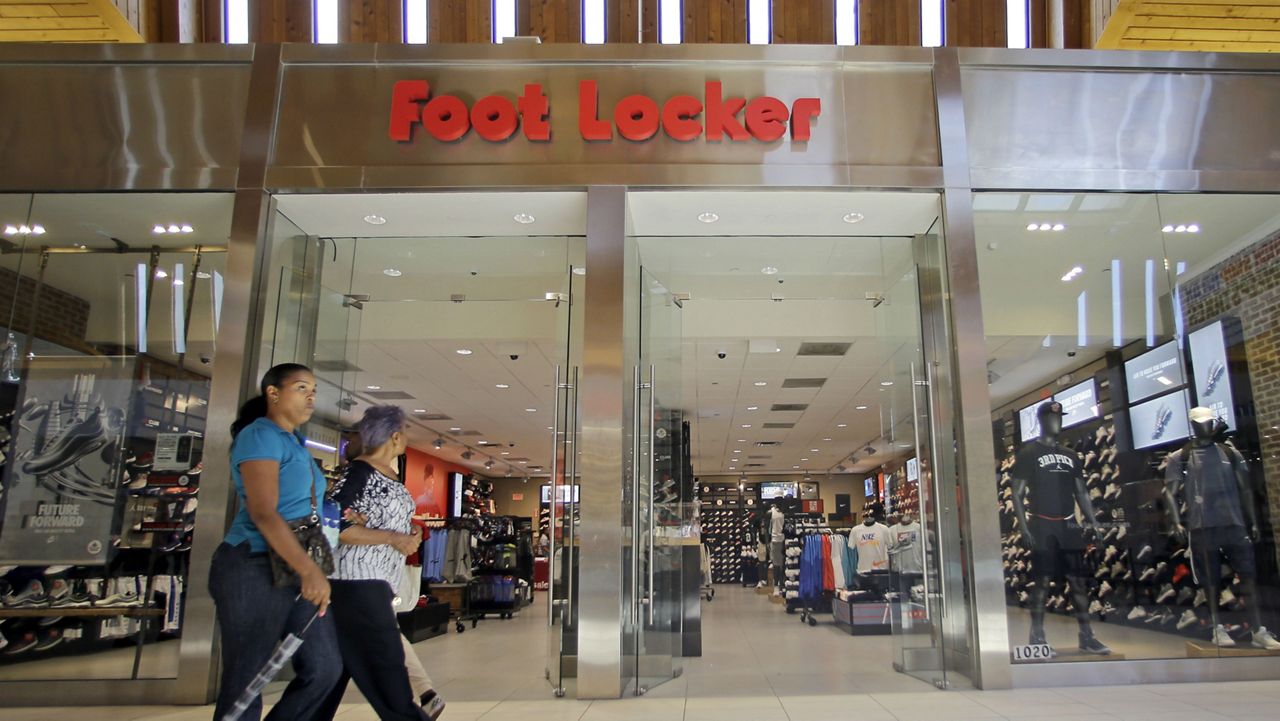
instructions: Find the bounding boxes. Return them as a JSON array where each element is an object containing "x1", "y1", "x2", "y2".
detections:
[{"x1": 267, "y1": 463, "x2": 335, "y2": 588}]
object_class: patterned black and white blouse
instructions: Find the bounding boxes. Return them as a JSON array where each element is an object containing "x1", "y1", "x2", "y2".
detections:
[{"x1": 329, "y1": 460, "x2": 415, "y2": 589}]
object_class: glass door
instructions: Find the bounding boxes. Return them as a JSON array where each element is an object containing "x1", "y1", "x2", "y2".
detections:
[
  {"x1": 886, "y1": 228, "x2": 971, "y2": 689},
  {"x1": 626, "y1": 267, "x2": 684, "y2": 695},
  {"x1": 547, "y1": 255, "x2": 583, "y2": 696}
]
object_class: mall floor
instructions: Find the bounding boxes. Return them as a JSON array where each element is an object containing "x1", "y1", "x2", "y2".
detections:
[{"x1": 3, "y1": 586, "x2": 1280, "y2": 720}]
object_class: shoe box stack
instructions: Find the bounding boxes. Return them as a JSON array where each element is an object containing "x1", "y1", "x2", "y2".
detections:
[
  {"x1": 459, "y1": 475, "x2": 495, "y2": 517},
  {"x1": 699, "y1": 482, "x2": 754, "y2": 583},
  {"x1": 997, "y1": 415, "x2": 1268, "y2": 645}
]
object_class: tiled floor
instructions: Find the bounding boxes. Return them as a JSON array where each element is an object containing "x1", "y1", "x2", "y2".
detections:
[{"x1": 3, "y1": 586, "x2": 1280, "y2": 720}]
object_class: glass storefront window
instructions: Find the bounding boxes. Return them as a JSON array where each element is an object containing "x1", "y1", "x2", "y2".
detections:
[
  {"x1": 977, "y1": 192, "x2": 1280, "y2": 663},
  {"x1": 0, "y1": 193, "x2": 232, "y2": 680}
]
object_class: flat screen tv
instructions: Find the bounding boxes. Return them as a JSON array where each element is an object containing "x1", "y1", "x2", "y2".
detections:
[{"x1": 760, "y1": 481, "x2": 798, "y2": 500}]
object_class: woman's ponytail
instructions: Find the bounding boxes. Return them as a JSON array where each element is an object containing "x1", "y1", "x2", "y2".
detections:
[{"x1": 230, "y1": 396, "x2": 268, "y2": 438}]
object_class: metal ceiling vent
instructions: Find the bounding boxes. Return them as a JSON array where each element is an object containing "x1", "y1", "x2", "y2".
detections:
[
  {"x1": 762, "y1": 422, "x2": 795, "y2": 429},
  {"x1": 747, "y1": 455, "x2": 771, "y2": 459},
  {"x1": 367, "y1": 390, "x2": 416, "y2": 400},
  {"x1": 754, "y1": 440, "x2": 783, "y2": 447},
  {"x1": 797, "y1": 342, "x2": 851, "y2": 357},
  {"x1": 770, "y1": 403, "x2": 809, "y2": 412},
  {"x1": 313, "y1": 360, "x2": 364, "y2": 372},
  {"x1": 413, "y1": 412, "x2": 452, "y2": 421},
  {"x1": 781, "y1": 378, "x2": 827, "y2": 389}
]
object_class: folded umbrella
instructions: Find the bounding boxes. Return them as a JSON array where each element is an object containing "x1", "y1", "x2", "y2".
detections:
[{"x1": 221, "y1": 605, "x2": 321, "y2": 721}]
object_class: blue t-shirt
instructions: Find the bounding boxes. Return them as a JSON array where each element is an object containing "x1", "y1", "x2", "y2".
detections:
[{"x1": 223, "y1": 417, "x2": 325, "y2": 553}]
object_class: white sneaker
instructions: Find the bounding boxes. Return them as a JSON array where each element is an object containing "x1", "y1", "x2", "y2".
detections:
[
  {"x1": 1212, "y1": 624, "x2": 1236, "y2": 647},
  {"x1": 1220, "y1": 588, "x2": 1237, "y2": 607},
  {"x1": 1127, "y1": 606, "x2": 1148, "y2": 621},
  {"x1": 1088, "y1": 600, "x2": 1103, "y2": 615},
  {"x1": 1252, "y1": 627, "x2": 1280, "y2": 651},
  {"x1": 1177, "y1": 610, "x2": 1198, "y2": 630}
]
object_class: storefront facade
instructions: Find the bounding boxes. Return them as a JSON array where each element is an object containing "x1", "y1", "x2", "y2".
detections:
[{"x1": 0, "y1": 42, "x2": 1278, "y2": 706}]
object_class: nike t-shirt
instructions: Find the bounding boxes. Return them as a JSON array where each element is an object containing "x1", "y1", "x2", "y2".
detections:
[
  {"x1": 890, "y1": 521, "x2": 923, "y2": 574},
  {"x1": 852, "y1": 522, "x2": 891, "y2": 573},
  {"x1": 1012, "y1": 440, "x2": 1082, "y2": 519}
]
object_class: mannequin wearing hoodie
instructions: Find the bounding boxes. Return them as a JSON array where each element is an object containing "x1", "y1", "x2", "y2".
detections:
[{"x1": 1164, "y1": 407, "x2": 1279, "y2": 650}]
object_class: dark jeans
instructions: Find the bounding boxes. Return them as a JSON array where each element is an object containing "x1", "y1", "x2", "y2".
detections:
[
  {"x1": 318, "y1": 579, "x2": 426, "y2": 721},
  {"x1": 209, "y1": 542, "x2": 342, "y2": 721}
]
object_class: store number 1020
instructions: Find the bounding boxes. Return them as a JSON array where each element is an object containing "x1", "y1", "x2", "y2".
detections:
[{"x1": 1012, "y1": 644, "x2": 1053, "y2": 662}]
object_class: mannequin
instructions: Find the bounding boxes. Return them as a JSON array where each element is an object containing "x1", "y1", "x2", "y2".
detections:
[
  {"x1": 1164, "y1": 407, "x2": 1279, "y2": 649},
  {"x1": 1011, "y1": 401, "x2": 1111, "y2": 655},
  {"x1": 768, "y1": 503, "x2": 786, "y2": 592},
  {"x1": 890, "y1": 513, "x2": 923, "y2": 576},
  {"x1": 852, "y1": 514, "x2": 891, "y2": 574}
]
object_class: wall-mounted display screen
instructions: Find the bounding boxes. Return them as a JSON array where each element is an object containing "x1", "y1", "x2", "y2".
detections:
[
  {"x1": 1188, "y1": 320, "x2": 1236, "y2": 432},
  {"x1": 1129, "y1": 390, "x2": 1192, "y2": 450},
  {"x1": 1125, "y1": 341, "x2": 1185, "y2": 404},
  {"x1": 1018, "y1": 401, "x2": 1044, "y2": 443},
  {"x1": 448, "y1": 472, "x2": 464, "y2": 518},
  {"x1": 864, "y1": 478, "x2": 875, "y2": 497},
  {"x1": 799, "y1": 481, "x2": 820, "y2": 500},
  {"x1": 760, "y1": 481, "x2": 798, "y2": 499},
  {"x1": 539, "y1": 484, "x2": 580, "y2": 504},
  {"x1": 1057, "y1": 379, "x2": 1100, "y2": 429},
  {"x1": 906, "y1": 457, "x2": 919, "y2": 482}
]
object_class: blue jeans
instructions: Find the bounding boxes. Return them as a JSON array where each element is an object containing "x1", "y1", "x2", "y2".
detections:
[{"x1": 209, "y1": 542, "x2": 342, "y2": 721}]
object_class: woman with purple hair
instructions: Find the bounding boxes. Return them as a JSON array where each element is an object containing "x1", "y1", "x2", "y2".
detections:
[{"x1": 318, "y1": 405, "x2": 443, "y2": 720}]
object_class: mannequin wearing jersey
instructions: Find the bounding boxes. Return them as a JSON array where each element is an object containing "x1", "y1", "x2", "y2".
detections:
[
  {"x1": 1164, "y1": 407, "x2": 1279, "y2": 650},
  {"x1": 1011, "y1": 401, "x2": 1111, "y2": 655}
]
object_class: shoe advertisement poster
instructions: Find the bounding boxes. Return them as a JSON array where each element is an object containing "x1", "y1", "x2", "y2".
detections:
[
  {"x1": 1187, "y1": 320, "x2": 1237, "y2": 432},
  {"x1": 0, "y1": 357, "x2": 132, "y2": 565}
]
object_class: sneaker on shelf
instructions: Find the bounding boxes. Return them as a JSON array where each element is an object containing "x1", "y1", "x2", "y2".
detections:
[
  {"x1": 45, "y1": 578, "x2": 71, "y2": 605},
  {"x1": 420, "y1": 691, "x2": 446, "y2": 720},
  {"x1": 2, "y1": 630, "x2": 36, "y2": 655},
  {"x1": 1251, "y1": 627, "x2": 1280, "y2": 651},
  {"x1": 1116, "y1": 526, "x2": 1128, "y2": 541},
  {"x1": 1110, "y1": 561, "x2": 1126, "y2": 578},
  {"x1": 1101, "y1": 602, "x2": 1117, "y2": 616},
  {"x1": 1, "y1": 579, "x2": 46, "y2": 607},
  {"x1": 1176, "y1": 587, "x2": 1194, "y2": 605},
  {"x1": 1103, "y1": 546, "x2": 1119, "y2": 564},
  {"x1": 1127, "y1": 606, "x2": 1148, "y2": 621},
  {"x1": 1099, "y1": 581, "x2": 1114, "y2": 599},
  {"x1": 1193, "y1": 589, "x2": 1208, "y2": 608},
  {"x1": 36, "y1": 615, "x2": 62, "y2": 628},
  {"x1": 1138, "y1": 568, "x2": 1156, "y2": 583},
  {"x1": 1094, "y1": 565, "x2": 1109, "y2": 580},
  {"x1": 1212, "y1": 624, "x2": 1236, "y2": 647},
  {"x1": 1078, "y1": 633, "x2": 1112, "y2": 655},
  {"x1": 1088, "y1": 599, "x2": 1103, "y2": 615},
  {"x1": 1219, "y1": 588, "x2": 1238, "y2": 608},
  {"x1": 1155, "y1": 585, "x2": 1176, "y2": 604},
  {"x1": 1135, "y1": 545, "x2": 1152, "y2": 562},
  {"x1": 1176, "y1": 609, "x2": 1199, "y2": 631},
  {"x1": 34, "y1": 627, "x2": 64, "y2": 652}
]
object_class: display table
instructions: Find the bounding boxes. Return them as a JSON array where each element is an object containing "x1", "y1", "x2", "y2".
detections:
[
  {"x1": 534, "y1": 557, "x2": 549, "y2": 591},
  {"x1": 1186, "y1": 641, "x2": 1280, "y2": 658},
  {"x1": 398, "y1": 601, "x2": 451, "y2": 643},
  {"x1": 833, "y1": 596, "x2": 892, "y2": 635}
]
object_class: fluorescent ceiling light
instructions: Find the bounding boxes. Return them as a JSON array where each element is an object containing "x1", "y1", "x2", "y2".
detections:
[
  {"x1": 363, "y1": 214, "x2": 387, "y2": 225},
  {"x1": 493, "y1": 0, "x2": 516, "y2": 42},
  {"x1": 404, "y1": 0, "x2": 427, "y2": 43},
  {"x1": 842, "y1": 212, "x2": 865, "y2": 223},
  {"x1": 748, "y1": 0, "x2": 770, "y2": 44},
  {"x1": 835, "y1": 0, "x2": 857, "y2": 45},
  {"x1": 921, "y1": 0, "x2": 943, "y2": 47},
  {"x1": 456, "y1": 349, "x2": 473, "y2": 355},
  {"x1": 314, "y1": 0, "x2": 338, "y2": 43},
  {"x1": 658, "y1": 0, "x2": 681, "y2": 43},
  {"x1": 513, "y1": 213, "x2": 535, "y2": 224},
  {"x1": 225, "y1": 0, "x2": 249, "y2": 43},
  {"x1": 1006, "y1": 0, "x2": 1028, "y2": 48},
  {"x1": 583, "y1": 0, "x2": 605, "y2": 43},
  {"x1": 697, "y1": 212, "x2": 719, "y2": 223}
]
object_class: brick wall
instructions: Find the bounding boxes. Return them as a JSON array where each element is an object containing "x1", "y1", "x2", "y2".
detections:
[
  {"x1": 0, "y1": 267, "x2": 91, "y2": 353},
  {"x1": 1181, "y1": 227, "x2": 1280, "y2": 568}
]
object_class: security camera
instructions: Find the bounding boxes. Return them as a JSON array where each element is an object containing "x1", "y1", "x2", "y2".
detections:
[
  {"x1": 509, "y1": 354, "x2": 519, "y2": 361},
  {"x1": 199, "y1": 354, "x2": 211, "y2": 365},
  {"x1": 1067, "y1": 351, "x2": 1077, "y2": 357},
  {"x1": 717, "y1": 350, "x2": 727, "y2": 360}
]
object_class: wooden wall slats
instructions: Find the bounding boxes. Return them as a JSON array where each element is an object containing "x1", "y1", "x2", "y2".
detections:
[
  {"x1": 945, "y1": 0, "x2": 1006, "y2": 47},
  {"x1": 0, "y1": 0, "x2": 143, "y2": 41},
  {"x1": 858, "y1": 0, "x2": 920, "y2": 45}
]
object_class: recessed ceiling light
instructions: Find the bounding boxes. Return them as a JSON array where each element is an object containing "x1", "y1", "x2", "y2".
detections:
[
  {"x1": 167, "y1": 224, "x2": 181, "y2": 234},
  {"x1": 732, "y1": 449, "x2": 741, "y2": 453},
  {"x1": 450, "y1": 427, "x2": 462, "y2": 431},
  {"x1": 501, "y1": 451, "x2": 510, "y2": 455},
  {"x1": 153, "y1": 225, "x2": 166, "y2": 234},
  {"x1": 880, "y1": 381, "x2": 894, "y2": 386},
  {"x1": 513, "y1": 213, "x2": 536, "y2": 224},
  {"x1": 856, "y1": 405, "x2": 868, "y2": 410},
  {"x1": 1052, "y1": 223, "x2": 1065, "y2": 231},
  {"x1": 573, "y1": 267, "x2": 586, "y2": 275},
  {"x1": 837, "y1": 423, "x2": 847, "y2": 428},
  {"x1": 180, "y1": 224, "x2": 193, "y2": 233},
  {"x1": 366, "y1": 385, "x2": 381, "y2": 390},
  {"x1": 30, "y1": 225, "x2": 44, "y2": 235},
  {"x1": 1161, "y1": 224, "x2": 1174, "y2": 233},
  {"x1": 729, "y1": 466, "x2": 736, "y2": 470},
  {"x1": 1060, "y1": 266, "x2": 1084, "y2": 282},
  {"x1": 810, "y1": 448, "x2": 820, "y2": 453},
  {"x1": 747, "y1": 406, "x2": 759, "y2": 411},
  {"x1": 196, "y1": 271, "x2": 212, "y2": 279},
  {"x1": 519, "y1": 460, "x2": 528, "y2": 464},
  {"x1": 1025, "y1": 223, "x2": 1038, "y2": 231},
  {"x1": 737, "y1": 439, "x2": 747, "y2": 443},
  {"x1": 495, "y1": 384, "x2": 510, "y2": 389},
  {"x1": 741, "y1": 424, "x2": 751, "y2": 428},
  {"x1": 761, "y1": 266, "x2": 778, "y2": 275},
  {"x1": 525, "y1": 408, "x2": 537, "y2": 412},
  {"x1": 456, "y1": 349, "x2": 473, "y2": 355},
  {"x1": 697, "y1": 212, "x2": 719, "y2": 223},
  {"x1": 842, "y1": 212, "x2": 865, "y2": 224},
  {"x1": 800, "y1": 458, "x2": 809, "y2": 462},
  {"x1": 413, "y1": 408, "x2": 427, "y2": 413},
  {"x1": 363, "y1": 214, "x2": 387, "y2": 225},
  {"x1": 383, "y1": 268, "x2": 403, "y2": 277},
  {"x1": 154, "y1": 269, "x2": 168, "y2": 279},
  {"x1": 1186, "y1": 224, "x2": 1200, "y2": 233},
  {"x1": 754, "y1": 381, "x2": 767, "y2": 387},
  {"x1": 793, "y1": 465, "x2": 800, "y2": 469},
  {"x1": 1038, "y1": 223, "x2": 1051, "y2": 231},
  {"x1": 3, "y1": 226, "x2": 16, "y2": 235},
  {"x1": 822, "y1": 438, "x2": 832, "y2": 442}
]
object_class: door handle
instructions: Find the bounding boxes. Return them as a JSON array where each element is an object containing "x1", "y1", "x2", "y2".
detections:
[
  {"x1": 565, "y1": 366, "x2": 579, "y2": 627},
  {"x1": 547, "y1": 364, "x2": 562, "y2": 627},
  {"x1": 632, "y1": 365, "x2": 644, "y2": 621},
  {"x1": 647, "y1": 363, "x2": 657, "y2": 626}
]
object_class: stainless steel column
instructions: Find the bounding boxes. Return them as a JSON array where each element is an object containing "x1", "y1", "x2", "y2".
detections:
[
  {"x1": 932, "y1": 47, "x2": 1012, "y2": 690},
  {"x1": 174, "y1": 44, "x2": 284, "y2": 704},
  {"x1": 575, "y1": 185, "x2": 628, "y2": 698}
]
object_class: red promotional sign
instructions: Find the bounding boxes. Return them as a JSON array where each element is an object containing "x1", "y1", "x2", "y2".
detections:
[{"x1": 390, "y1": 80, "x2": 821, "y2": 144}]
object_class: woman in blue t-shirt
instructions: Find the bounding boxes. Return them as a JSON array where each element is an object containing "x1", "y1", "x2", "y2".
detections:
[{"x1": 208, "y1": 363, "x2": 342, "y2": 721}]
